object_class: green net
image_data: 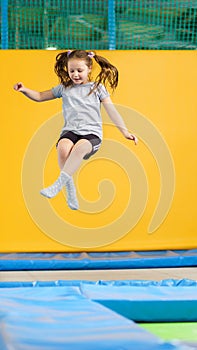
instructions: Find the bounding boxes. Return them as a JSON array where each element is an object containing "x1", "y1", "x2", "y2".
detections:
[{"x1": 1, "y1": 0, "x2": 197, "y2": 49}]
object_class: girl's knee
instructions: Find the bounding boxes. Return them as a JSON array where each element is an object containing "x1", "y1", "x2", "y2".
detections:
[
  {"x1": 57, "y1": 139, "x2": 74, "y2": 166},
  {"x1": 57, "y1": 139, "x2": 73, "y2": 155},
  {"x1": 73, "y1": 140, "x2": 92, "y2": 157}
]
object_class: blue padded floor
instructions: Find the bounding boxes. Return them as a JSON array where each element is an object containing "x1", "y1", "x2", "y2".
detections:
[
  {"x1": 0, "y1": 250, "x2": 197, "y2": 270},
  {"x1": 81, "y1": 282, "x2": 197, "y2": 322},
  {"x1": 0, "y1": 249, "x2": 197, "y2": 349},
  {"x1": 0, "y1": 285, "x2": 190, "y2": 350},
  {"x1": 0, "y1": 279, "x2": 196, "y2": 322}
]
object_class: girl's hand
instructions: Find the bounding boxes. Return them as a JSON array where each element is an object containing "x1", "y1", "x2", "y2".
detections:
[
  {"x1": 124, "y1": 131, "x2": 138, "y2": 145},
  {"x1": 13, "y1": 82, "x2": 25, "y2": 92}
]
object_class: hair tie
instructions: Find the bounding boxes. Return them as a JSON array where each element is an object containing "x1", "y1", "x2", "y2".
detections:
[
  {"x1": 67, "y1": 50, "x2": 72, "y2": 57},
  {"x1": 87, "y1": 51, "x2": 95, "y2": 59}
]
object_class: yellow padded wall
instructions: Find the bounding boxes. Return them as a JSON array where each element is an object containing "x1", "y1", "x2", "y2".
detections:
[{"x1": 1, "y1": 50, "x2": 196, "y2": 252}]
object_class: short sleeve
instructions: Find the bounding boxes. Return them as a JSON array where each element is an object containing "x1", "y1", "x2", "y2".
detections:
[
  {"x1": 51, "y1": 84, "x2": 63, "y2": 98},
  {"x1": 97, "y1": 84, "x2": 110, "y2": 101}
]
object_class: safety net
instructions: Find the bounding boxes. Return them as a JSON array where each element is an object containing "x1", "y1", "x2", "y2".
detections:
[{"x1": 1, "y1": 0, "x2": 197, "y2": 50}]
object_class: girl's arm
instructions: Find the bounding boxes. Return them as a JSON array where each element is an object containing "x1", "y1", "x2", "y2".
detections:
[
  {"x1": 13, "y1": 82, "x2": 56, "y2": 102},
  {"x1": 102, "y1": 96, "x2": 138, "y2": 145}
]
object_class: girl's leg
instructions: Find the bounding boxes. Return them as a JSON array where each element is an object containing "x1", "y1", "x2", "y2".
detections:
[
  {"x1": 40, "y1": 139, "x2": 74, "y2": 199},
  {"x1": 62, "y1": 139, "x2": 92, "y2": 175},
  {"x1": 57, "y1": 138, "x2": 74, "y2": 169},
  {"x1": 60, "y1": 139, "x2": 92, "y2": 210},
  {"x1": 40, "y1": 139, "x2": 92, "y2": 210}
]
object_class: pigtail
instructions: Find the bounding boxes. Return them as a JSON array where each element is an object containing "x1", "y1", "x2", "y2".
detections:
[
  {"x1": 54, "y1": 51, "x2": 72, "y2": 88},
  {"x1": 93, "y1": 54, "x2": 118, "y2": 92},
  {"x1": 54, "y1": 49, "x2": 119, "y2": 93}
]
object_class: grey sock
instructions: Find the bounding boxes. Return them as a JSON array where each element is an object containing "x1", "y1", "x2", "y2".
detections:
[
  {"x1": 40, "y1": 171, "x2": 70, "y2": 198},
  {"x1": 65, "y1": 177, "x2": 79, "y2": 210}
]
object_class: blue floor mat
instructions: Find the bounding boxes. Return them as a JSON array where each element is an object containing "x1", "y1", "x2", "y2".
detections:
[
  {"x1": 0, "y1": 279, "x2": 196, "y2": 322},
  {"x1": 0, "y1": 285, "x2": 186, "y2": 350},
  {"x1": 0, "y1": 250, "x2": 197, "y2": 270}
]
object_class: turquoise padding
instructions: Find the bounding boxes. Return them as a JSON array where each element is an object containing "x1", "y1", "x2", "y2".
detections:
[{"x1": 81, "y1": 283, "x2": 197, "y2": 322}]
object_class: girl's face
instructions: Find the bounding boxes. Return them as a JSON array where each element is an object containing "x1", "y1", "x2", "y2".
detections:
[{"x1": 67, "y1": 59, "x2": 92, "y2": 85}]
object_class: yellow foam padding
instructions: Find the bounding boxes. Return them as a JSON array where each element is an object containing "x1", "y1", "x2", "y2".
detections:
[{"x1": 1, "y1": 50, "x2": 196, "y2": 252}]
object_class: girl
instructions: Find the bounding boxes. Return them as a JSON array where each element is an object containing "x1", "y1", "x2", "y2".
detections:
[{"x1": 14, "y1": 50, "x2": 138, "y2": 210}]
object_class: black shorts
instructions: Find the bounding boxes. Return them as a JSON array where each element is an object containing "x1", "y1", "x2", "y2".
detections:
[{"x1": 56, "y1": 131, "x2": 102, "y2": 160}]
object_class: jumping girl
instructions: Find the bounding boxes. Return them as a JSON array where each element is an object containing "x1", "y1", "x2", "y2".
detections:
[{"x1": 14, "y1": 50, "x2": 138, "y2": 210}]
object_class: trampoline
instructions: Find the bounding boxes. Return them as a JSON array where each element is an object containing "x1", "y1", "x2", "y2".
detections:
[{"x1": 0, "y1": 250, "x2": 197, "y2": 349}]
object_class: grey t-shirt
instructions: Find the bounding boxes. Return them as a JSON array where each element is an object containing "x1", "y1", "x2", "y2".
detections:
[{"x1": 52, "y1": 82, "x2": 109, "y2": 140}]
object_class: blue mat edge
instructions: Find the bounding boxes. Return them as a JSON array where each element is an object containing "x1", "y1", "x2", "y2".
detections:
[{"x1": 0, "y1": 249, "x2": 196, "y2": 270}]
